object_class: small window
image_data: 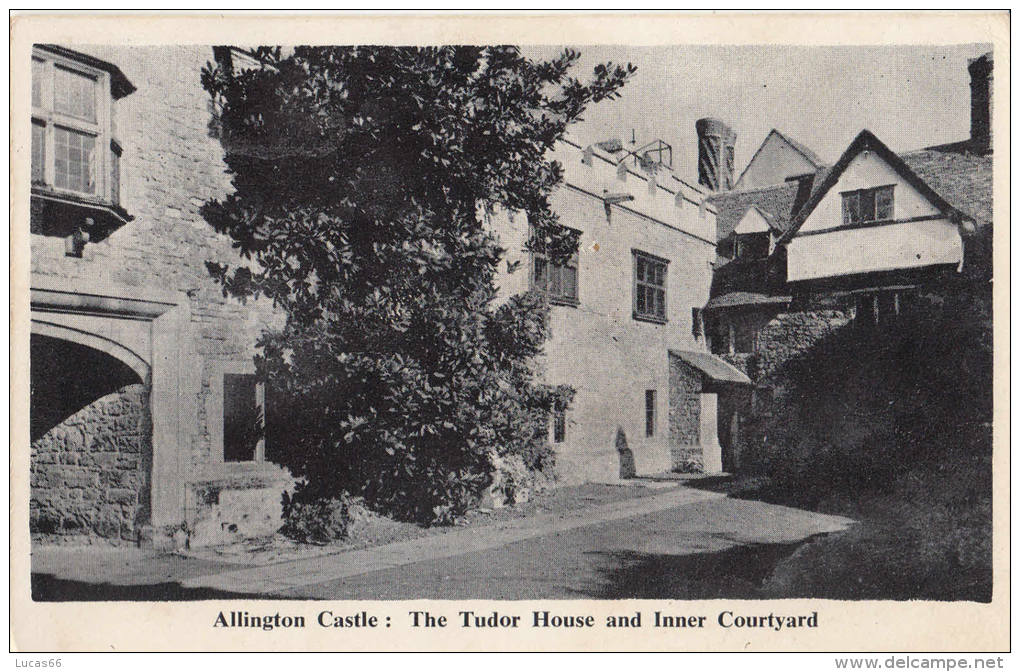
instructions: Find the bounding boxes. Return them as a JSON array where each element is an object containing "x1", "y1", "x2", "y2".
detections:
[
  {"x1": 223, "y1": 373, "x2": 264, "y2": 462},
  {"x1": 842, "y1": 185, "x2": 894, "y2": 225},
  {"x1": 633, "y1": 251, "x2": 668, "y2": 322},
  {"x1": 553, "y1": 407, "x2": 566, "y2": 444},
  {"x1": 532, "y1": 231, "x2": 579, "y2": 305},
  {"x1": 31, "y1": 121, "x2": 46, "y2": 184},
  {"x1": 733, "y1": 322, "x2": 757, "y2": 354},
  {"x1": 733, "y1": 232, "x2": 770, "y2": 261},
  {"x1": 645, "y1": 389, "x2": 656, "y2": 437}
]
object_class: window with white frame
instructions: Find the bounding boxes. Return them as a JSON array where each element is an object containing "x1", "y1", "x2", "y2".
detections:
[
  {"x1": 841, "y1": 185, "x2": 894, "y2": 226},
  {"x1": 31, "y1": 46, "x2": 128, "y2": 205},
  {"x1": 633, "y1": 250, "x2": 668, "y2": 323}
]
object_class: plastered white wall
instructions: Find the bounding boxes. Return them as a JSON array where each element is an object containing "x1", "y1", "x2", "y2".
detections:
[{"x1": 489, "y1": 141, "x2": 717, "y2": 483}]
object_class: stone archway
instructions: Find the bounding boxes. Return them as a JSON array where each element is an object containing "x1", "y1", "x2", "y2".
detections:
[
  {"x1": 30, "y1": 334, "x2": 152, "y2": 541},
  {"x1": 29, "y1": 275, "x2": 196, "y2": 547}
]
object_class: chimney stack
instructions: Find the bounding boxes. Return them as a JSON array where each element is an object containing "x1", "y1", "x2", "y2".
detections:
[
  {"x1": 696, "y1": 118, "x2": 737, "y2": 191},
  {"x1": 968, "y1": 52, "x2": 993, "y2": 155}
]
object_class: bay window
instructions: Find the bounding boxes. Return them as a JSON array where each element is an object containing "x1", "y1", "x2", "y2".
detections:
[{"x1": 31, "y1": 45, "x2": 134, "y2": 207}]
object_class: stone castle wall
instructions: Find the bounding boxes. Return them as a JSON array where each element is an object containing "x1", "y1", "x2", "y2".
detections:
[
  {"x1": 29, "y1": 46, "x2": 291, "y2": 546},
  {"x1": 31, "y1": 384, "x2": 150, "y2": 543},
  {"x1": 668, "y1": 356, "x2": 703, "y2": 471}
]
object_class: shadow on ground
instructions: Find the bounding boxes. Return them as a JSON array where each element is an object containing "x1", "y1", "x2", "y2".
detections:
[
  {"x1": 570, "y1": 540, "x2": 806, "y2": 600},
  {"x1": 31, "y1": 573, "x2": 271, "y2": 601}
]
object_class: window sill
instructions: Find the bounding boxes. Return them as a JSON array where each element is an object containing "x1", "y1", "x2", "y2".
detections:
[
  {"x1": 633, "y1": 312, "x2": 668, "y2": 325},
  {"x1": 191, "y1": 461, "x2": 292, "y2": 487},
  {"x1": 548, "y1": 296, "x2": 580, "y2": 308}
]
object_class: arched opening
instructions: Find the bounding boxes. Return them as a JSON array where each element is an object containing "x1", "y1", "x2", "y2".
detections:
[{"x1": 30, "y1": 334, "x2": 152, "y2": 542}]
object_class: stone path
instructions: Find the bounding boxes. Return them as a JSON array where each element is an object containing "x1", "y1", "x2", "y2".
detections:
[
  {"x1": 180, "y1": 485, "x2": 729, "y2": 594},
  {"x1": 32, "y1": 484, "x2": 856, "y2": 599}
]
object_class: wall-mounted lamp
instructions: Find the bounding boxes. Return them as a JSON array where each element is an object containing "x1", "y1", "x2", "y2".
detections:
[{"x1": 65, "y1": 218, "x2": 94, "y2": 257}]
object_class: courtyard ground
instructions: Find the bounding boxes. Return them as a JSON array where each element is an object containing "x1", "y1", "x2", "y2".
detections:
[{"x1": 30, "y1": 481, "x2": 854, "y2": 600}]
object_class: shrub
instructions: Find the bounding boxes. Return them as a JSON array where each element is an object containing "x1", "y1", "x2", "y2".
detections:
[
  {"x1": 280, "y1": 491, "x2": 355, "y2": 544},
  {"x1": 201, "y1": 46, "x2": 630, "y2": 525}
]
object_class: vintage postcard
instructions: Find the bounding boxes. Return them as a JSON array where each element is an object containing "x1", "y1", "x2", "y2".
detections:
[{"x1": 9, "y1": 11, "x2": 1009, "y2": 654}]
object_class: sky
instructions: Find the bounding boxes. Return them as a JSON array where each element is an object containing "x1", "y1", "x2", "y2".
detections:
[{"x1": 523, "y1": 44, "x2": 992, "y2": 183}]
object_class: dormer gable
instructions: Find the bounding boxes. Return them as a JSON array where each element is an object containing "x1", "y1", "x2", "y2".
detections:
[
  {"x1": 778, "y1": 130, "x2": 974, "y2": 246},
  {"x1": 780, "y1": 130, "x2": 974, "y2": 284},
  {"x1": 734, "y1": 129, "x2": 825, "y2": 190}
]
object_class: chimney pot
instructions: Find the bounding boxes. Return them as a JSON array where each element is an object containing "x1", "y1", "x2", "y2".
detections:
[
  {"x1": 968, "y1": 52, "x2": 993, "y2": 155},
  {"x1": 696, "y1": 118, "x2": 737, "y2": 191}
]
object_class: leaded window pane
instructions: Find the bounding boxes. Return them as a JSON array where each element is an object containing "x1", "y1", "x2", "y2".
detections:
[
  {"x1": 534, "y1": 257, "x2": 548, "y2": 289},
  {"x1": 843, "y1": 192, "x2": 860, "y2": 224},
  {"x1": 550, "y1": 264, "x2": 562, "y2": 295},
  {"x1": 860, "y1": 189, "x2": 876, "y2": 222},
  {"x1": 32, "y1": 58, "x2": 44, "y2": 108},
  {"x1": 54, "y1": 66, "x2": 97, "y2": 122},
  {"x1": 53, "y1": 127, "x2": 96, "y2": 193},
  {"x1": 562, "y1": 265, "x2": 577, "y2": 300},
  {"x1": 31, "y1": 121, "x2": 45, "y2": 184},
  {"x1": 876, "y1": 186, "x2": 894, "y2": 219}
]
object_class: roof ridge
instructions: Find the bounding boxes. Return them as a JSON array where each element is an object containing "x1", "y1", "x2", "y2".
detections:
[
  {"x1": 771, "y1": 128, "x2": 825, "y2": 167},
  {"x1": 708, "y1": 180, "x2": 801, "y2": 199}
]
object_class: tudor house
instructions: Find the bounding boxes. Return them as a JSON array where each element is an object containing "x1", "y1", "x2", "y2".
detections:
[
  {"x1": 699, "y1": 52, "x2": 994, "y2": 469},
  {"x1": 26, "y1": 44, "x2": 750, "y2": 549}
]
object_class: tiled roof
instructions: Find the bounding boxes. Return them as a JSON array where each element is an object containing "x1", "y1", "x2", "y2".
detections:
[
  {"x1": 669, "y1": 350, "x2": 752, "y2": 385},
  {"x1": 708, "y1": 168, "x2": 823, "y2": 241},
  {"x1": 900, "y1": 143, "x2": 993, "y2": 230},
  {"x1": 704, "y1": 291, "x2": 791, "y2": 309}
]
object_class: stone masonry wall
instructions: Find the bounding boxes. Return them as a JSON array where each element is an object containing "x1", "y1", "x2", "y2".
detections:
[
  {"x1": 29, "y1": 46, "x2": 290, "y2": 546},
  {"x1": 756, "y1": 310, "x2": 853, "y2": 383},
  {"x1": 668, "y1": 355, "x2": 703, "y2": 471},
  {"x1": 30, "y1": 46, "x2": 281, "y2": 470},
  {"x1": 745, "y1": 310, "x2": 852, "y2": 446},
  {"x1": 31, "y1": 384, "x2": 150, "y2": 543}
]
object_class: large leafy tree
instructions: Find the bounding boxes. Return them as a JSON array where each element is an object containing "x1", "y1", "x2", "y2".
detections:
[{"x1": 201, "y1": 46, "x2": 634, "y2": 523}]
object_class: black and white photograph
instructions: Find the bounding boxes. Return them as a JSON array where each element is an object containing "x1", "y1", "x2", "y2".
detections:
[{"x1": 10, "y1": 11, "x2": 1006, "y2": 655}]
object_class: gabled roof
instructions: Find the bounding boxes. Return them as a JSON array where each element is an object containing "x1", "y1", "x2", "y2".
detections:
[
  {"x1": 734, "y1": 128, "x2": 826, "y2": 188},
  {"x1": 771, "y1": 129, "x2": 825, "y2": 168},
  {"x1": 900, "y1": 144, "x2": 993, "y2": 231},
  {"x1": 775, "y1": 130, "x2": 975, "y2": 246},
  {"x1": 733, "y1": 205, "x2": 778, "y2": 235},
  {"x1": 708, "y1": 168, "x2": 822, "y2": 241}
]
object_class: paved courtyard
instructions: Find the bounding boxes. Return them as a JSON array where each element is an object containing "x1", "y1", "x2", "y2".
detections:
[{"x1": 31, "y1": 485, "x2": 853, "y2": 600}]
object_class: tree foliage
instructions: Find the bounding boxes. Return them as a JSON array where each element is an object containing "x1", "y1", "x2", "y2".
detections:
[{"x1": 200, "y1": 45, "x2": 634, "y2": 523}]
